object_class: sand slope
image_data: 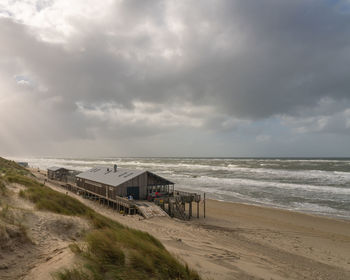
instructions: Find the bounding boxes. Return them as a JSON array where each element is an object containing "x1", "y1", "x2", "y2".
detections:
[{"x1": 0, "y1": 182, "x2": 89, "y2": 280}]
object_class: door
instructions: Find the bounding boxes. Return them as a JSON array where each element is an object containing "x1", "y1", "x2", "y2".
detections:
[
  {"x1": 127, "y1": 186, "x2": 139, "y2": 200},
  {"x1": 107, "y1": 186, "x2": 114, "y2": 199}
]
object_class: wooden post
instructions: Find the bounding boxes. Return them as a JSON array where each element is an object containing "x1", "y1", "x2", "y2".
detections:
[
  {"x1": 204, "y1": 192, "x2": 206, "y2": 219},
  {"x1": 189, "y1": 201, "x2": 192, "y2": 219},
  {"x1": 197, "y1": 201, "x2": 199, "y2": 218}
]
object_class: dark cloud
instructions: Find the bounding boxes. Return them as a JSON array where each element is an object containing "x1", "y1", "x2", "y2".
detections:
[{"x1": 0, "y1": 0, "x2": 350, "y2": 156}]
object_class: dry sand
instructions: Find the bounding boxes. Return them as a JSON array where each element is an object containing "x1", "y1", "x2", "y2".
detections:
[{"x1": 21, "y1": 170, "x2": 350, "y2": 279}]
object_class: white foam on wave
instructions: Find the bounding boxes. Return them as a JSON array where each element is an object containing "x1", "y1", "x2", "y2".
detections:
[
  {"x1": 292, "y1": 202, "x2": 339, "y2": 213},
  {"x1": 171, "y1": 174, "x2": 350, "y2": 195},
  {"x1": 6, "y1": 157, "x2": 109, "y2": 171},
  {"x1": 175, "y1": 184, "x2": 275, "y2": 205},
  {"x1": 123, "y1": 160, "x2": 350, "y2": 182},
  {"x1": 217, "y1": 176, "x2": 349, "y2": 194},
  {"x1": 227, "y1": 166, "x2": 350, "y2": 184}
]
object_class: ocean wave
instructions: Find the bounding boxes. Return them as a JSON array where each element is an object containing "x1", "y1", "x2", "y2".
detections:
[
  {"x1": 14, "y1": 156, "x2": 350, "y2": 173},
  {"x1": 291, "y1": 202, "x2": 339, "y2": 213},
  {"x1": 174, "y1": 175, "x2": 350, "y2": 195},
  {"x1": 175, "y1": 185, "x2": 275, "y2": 205}
]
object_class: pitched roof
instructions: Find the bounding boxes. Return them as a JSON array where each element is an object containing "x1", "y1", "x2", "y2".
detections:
[
  {"x1": 76, "y1": 166, "x2": 145, "y2": 187},
  {"x1": 47, "y1": 166, "x2": 67, "y2": 172}
]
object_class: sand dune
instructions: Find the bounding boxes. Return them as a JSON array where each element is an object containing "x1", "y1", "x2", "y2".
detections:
[{"x1": 0, "y1": 182, "x2": 89, "y2": 280}]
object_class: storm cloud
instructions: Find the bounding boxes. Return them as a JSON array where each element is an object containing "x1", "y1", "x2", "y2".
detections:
[{"x1": 1, "y1": 0, "x2": 350, "y2": 157}]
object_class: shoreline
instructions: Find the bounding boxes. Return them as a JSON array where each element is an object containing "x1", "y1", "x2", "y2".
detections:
[
  {"x1": 211, "y1": 197, "x2": 350, "y2": 221},
  {"x1": 176, "y1": 185, "x2": 350, "y2": 222},
  {"x1": 32, "y1": 168, "x2": 350, "y2": 279}
]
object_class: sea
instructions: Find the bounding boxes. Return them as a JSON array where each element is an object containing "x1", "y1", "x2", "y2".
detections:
[{"x1": 8, "y1": 157, "x2": 350, "y2": 220}]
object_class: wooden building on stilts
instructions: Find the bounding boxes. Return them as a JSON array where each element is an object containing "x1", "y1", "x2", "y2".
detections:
[{"x1": 76, "y1": 165, "x2": 174, "y2": 201}]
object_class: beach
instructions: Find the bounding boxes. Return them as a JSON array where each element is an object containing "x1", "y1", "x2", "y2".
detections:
[{"x1": 33, "y1": 170, "x2": 350, "y2": 280}]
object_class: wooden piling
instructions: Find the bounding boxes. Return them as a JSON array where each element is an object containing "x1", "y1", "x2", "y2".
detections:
[
  {"x1": 189, "y1": 202, "x2": 192, "y2": 218},
  {"x1": 197, "y1": 201, "x2": 199, "y2": 218},
  {"x1": 204, "y1": 192, "x2": 206, "y2": 219}
]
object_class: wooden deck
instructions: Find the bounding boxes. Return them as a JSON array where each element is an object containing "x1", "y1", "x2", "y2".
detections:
[
  {"x1": 59, "y1": 182, "x2": 139, "y2": 215},
  {"x1": 56, "y1": 181, "x2": 171, "y2": 218}
]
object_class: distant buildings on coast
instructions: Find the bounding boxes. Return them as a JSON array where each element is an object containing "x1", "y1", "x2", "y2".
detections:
[{"x1": 16, "y1": 162, "x2": 28, "y2": 167}]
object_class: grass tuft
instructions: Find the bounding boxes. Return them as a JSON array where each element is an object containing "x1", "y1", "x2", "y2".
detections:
[
  {"x1": 53, "y1": 268, "x2": 91, "y2": 280},
  {"x1": 85, "y1": 228, "x2": 125, "y2": 266},
  {"x1": 0, "y1": 180, "x2": 6, "y2": 195}
]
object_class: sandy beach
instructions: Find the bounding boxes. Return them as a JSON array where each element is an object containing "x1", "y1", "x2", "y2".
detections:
[{"x1": 28, "y1": 169, "x2": 350, "y2": 280}]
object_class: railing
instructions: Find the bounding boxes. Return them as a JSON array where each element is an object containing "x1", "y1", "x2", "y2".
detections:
[
  {"x1": 63, "y1": 182, "x2": 137, "y2": 209},
  {"x1": 173, "y1": 190, "x2": 201, "y2": 202}
]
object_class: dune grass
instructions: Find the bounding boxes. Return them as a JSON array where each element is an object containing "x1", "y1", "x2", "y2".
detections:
[
  {"x1": 0, "y1": 157, "x2": 200, "y2": 280},
  {"x1": 0, "y1": 157, "x2": 30, "y2": 195},
  {"x1": 0, "y1": 157, "x2": 30, "y2": 176},
  {"x1": 0, "y1": 180, "x2": 6, "y2": 195}
]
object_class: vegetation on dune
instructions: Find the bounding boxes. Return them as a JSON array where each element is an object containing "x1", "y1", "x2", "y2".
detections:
[
  {"x1": 14, "y1": 177, "x2": 91, "y2": 216},
  {"x1": 69, "y1": 226, "x2": 200, "y2": 280},
  {"x1": 0, "y1": 157, "x2": 30, "y2": 195},
  {"x1": 0, "y1": 203, "x2": 30, "y2": 245},
  {"x1": 0, "y1": 157, "x2": 200, "y2": 280},
  {"x1": 0, "y1": 157, "x2": 30, "y2": 176},
  {"x1": 0, "y1": 180, "x2": 6, "y2": 195},
  {"x1": 0, "y1": 159, "x2": 32, "y2": 246}
]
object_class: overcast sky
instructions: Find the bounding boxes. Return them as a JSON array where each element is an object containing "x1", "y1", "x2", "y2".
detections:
[{"x1": 1, "y1": 0, "x2": 350, "y2": 158}]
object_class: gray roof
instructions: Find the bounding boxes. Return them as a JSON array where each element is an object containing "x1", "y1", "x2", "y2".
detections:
[
  {"x1": 47, "y1": 166, "x2": 67, "y2": 172},
  {"x1": 76, "y1": 167, "x2": 146, "y2": 187}
]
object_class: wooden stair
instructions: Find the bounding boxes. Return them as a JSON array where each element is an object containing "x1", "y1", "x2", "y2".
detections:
[{"x1": 135, "y1": 201, "x2": 168, "y2": 219}]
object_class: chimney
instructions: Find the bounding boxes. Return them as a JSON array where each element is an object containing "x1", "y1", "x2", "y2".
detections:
[{"x1": 114, "y1": 164, "x2": 117, "y2": 172}]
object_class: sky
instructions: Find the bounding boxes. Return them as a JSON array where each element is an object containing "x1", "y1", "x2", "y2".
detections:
[{"x1": 0, "y1": 0, "x2": 350, "y2": 158}]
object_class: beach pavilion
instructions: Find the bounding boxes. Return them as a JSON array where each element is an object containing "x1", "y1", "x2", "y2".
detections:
[{"x1": 75, "y1": 165, "x2": 174, "y2": 200}]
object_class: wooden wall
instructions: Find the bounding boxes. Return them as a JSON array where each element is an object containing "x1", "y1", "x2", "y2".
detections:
[
  {"x1": 118, "y1": 172, "x2": 148, "y2": 199},
  {"x1": 48, "y1": 169, "x2": 69, "y2": 181}
]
